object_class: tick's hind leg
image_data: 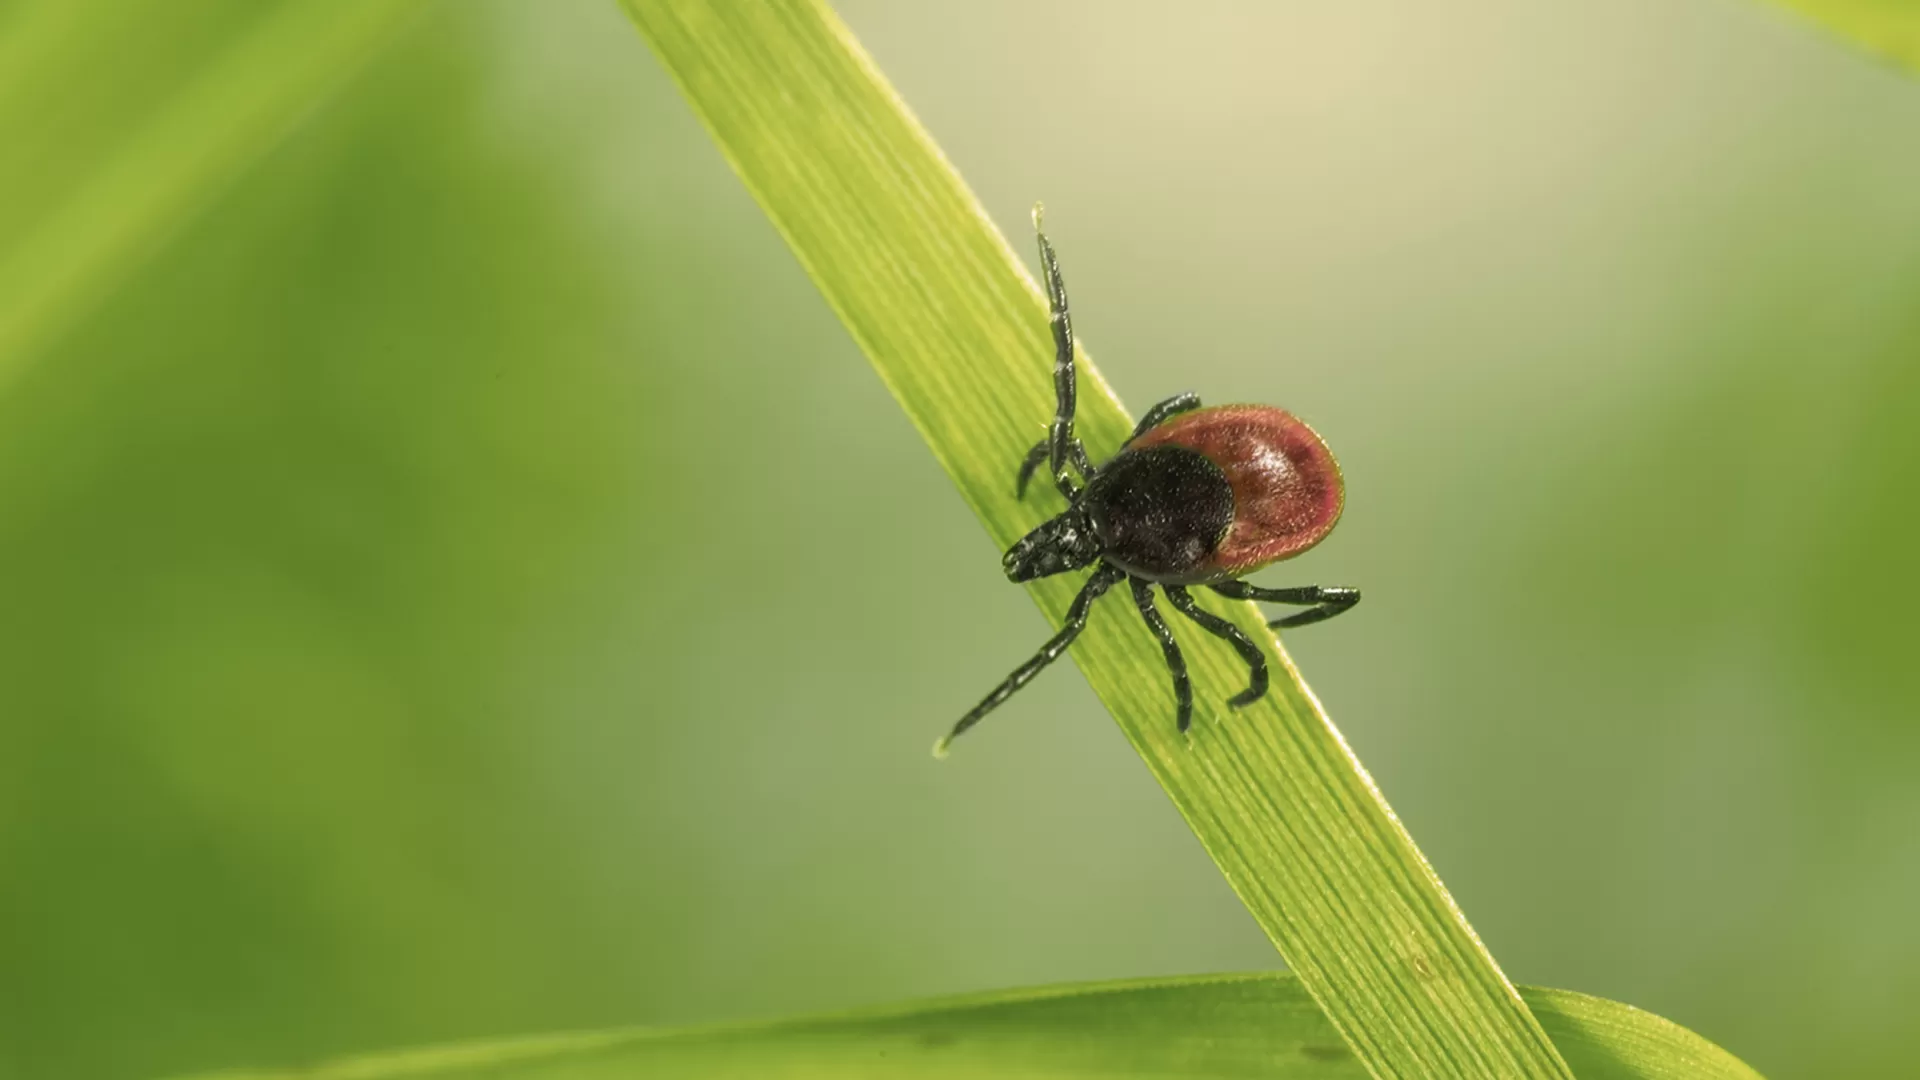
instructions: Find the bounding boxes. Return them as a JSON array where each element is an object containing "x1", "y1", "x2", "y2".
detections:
[
  {"x1": 1163, "y1": 585, "x2": 1268, "y2": 708},
  {"x1": 937, "y1": 563, "x2": 1127, "y2": 756},
  {"x1": 1209, "y1": 581, "x2": 1361, "y2": 629},
  {"x1": 1129, "y1": 578, "x2": 1193, "y2": 733}
]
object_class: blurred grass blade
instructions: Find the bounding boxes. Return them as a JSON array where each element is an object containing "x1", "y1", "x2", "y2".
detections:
[
  {"x1": 182, "y1": 973, "x2": 1761, "y2": 1080},
  {"x1": 1767, "y1": 0, "x2": 1920, "y2": 72},
  {"x1": 0, "y1": 0, "x2": 426, "y2": 394},
  {"x1": 618, "y1": 2, "x2": 1599, "y2": 1078}
]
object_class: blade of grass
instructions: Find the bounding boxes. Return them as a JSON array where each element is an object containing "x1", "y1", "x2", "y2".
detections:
[
  {"x1": 178, "y1": 973, "x2": 1760, "y2": 1080},
  {"x1": 1765, "y1": 0, "x2": 1920, "y2": 73},
  {"x1": 619, "y1": 3, "x2": 1598, "y2": 1078},
  {"x1": 0, "y1": 0, "x2": 426, "y2": 396}
]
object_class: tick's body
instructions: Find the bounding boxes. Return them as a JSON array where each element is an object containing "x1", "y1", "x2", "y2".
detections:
[
  {"x1": 1097, "y1": 405, "x2": 1343, "y2": 583},
  {"x1": 936, "y1": 208, "x2": 1359, "y2": 755}
]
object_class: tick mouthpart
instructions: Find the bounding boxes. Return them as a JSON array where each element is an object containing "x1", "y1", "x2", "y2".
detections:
[
  {"x1": 1000, "y1": 545, "x2": 1028, "y2": 580},
  {"x1": 1002, "y1": 511, "x2": 1101, "y2": 583}
]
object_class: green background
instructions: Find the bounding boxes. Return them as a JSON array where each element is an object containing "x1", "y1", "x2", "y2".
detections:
[{"x1": 3, "y1": 2, "x2": 1918, "y2": 1078}]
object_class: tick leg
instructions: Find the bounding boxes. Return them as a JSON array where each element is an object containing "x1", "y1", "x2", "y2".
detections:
[
  {"x1": 1209, "y1": 581, "x2": 1361, "y2": 630},
  {"x1": 1163, "y1": 585, "x2": 1268, "y2": 708},
  {"x1": 1127, "y1": 393, "x2": 1202, "y2": 443},
  {"x1": 1015, "y1": 441, "x2": 1049, "y2": 497},
  {"x1": 1035, "y1": 205, "x2": 1088, "y2": 501},
  {"x1": 1015, "y1": 391, "x2": 1199, "y2": 497},
  {"x1": 1015, "y1": 437, "x2": 1093, "y2": 498},
  {"x1": 937, "y1": 563, "x2": 1126, "y2": 755},
  {"x1": 1130, "y1": 578, "x2": 1193, "y2": 733}
]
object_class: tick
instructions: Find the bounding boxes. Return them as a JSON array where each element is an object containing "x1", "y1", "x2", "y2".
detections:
[{"x1": 936, "y1": 207, "x2": 1359, "y2": 755}]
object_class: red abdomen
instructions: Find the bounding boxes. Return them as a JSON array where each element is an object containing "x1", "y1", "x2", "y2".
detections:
[{"x1": 1128, "y1": 404, "x2": 1345, "y2": 577}]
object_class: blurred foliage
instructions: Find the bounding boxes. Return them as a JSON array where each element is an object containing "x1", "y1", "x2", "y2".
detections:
[
  {"x1": 0, "y1": 0, "x2": 423, "y2": 388},
  {"x1": 191, "y1": 975, "x2": 1759, "y2": 1080},
  {"x1": 1773, "y1": 0, "x2": 1920, "y2": 72},
  {"x1": 0, "y1": 7, "x2": 660, "y2": 1077},
  {"x1": 1, "y1": 2, "x2": 1918, "y2": 1080}
]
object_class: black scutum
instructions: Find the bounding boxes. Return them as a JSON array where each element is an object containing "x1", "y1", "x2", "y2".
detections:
[{"x1": 1082, "y1": 445, "x2": 1234, "y2": 581}]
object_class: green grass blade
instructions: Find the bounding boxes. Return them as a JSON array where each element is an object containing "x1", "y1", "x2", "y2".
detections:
[
  {"x1": 0, "y1": 0, "x2": 426, "y2": 395},
  {"x1": 617, "y1": 3, "x2": 1590, "y2": 1078},
  {"x1": 178, "y1": 974, "x2": 1761, "y2": 1080},
  {"x1": 1766, "y1": 0, "x2": 1920, "y2": 72}
]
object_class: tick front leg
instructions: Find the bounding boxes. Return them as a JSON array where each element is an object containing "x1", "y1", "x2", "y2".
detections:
[
  {"x1": 1015, "y1": 391, "x2": 1199, "y2": 497},
  {"x1": 1034, "y1": 205, "x2": 1087, "y2": 501},
  {"x1": 1130, "y1": 578, "x2": 1193, "y2": 733},
  {"x1": 1015, "y1": 437, "x2": 1092, "y2": 498},
  {"x1": 1209, "y1": 581, "x2": 1361, "y2": 629},
  {"x1": 936, "y1": 562, "x2": 1126, "y2": 756}
]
